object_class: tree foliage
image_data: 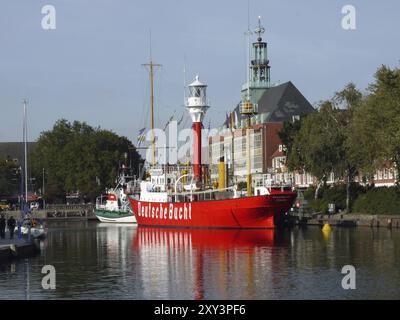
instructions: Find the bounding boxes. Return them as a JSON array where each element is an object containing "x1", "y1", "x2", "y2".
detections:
[
  {"x1": 278, "y1": 117, "x2": 302, "y2": 161},
  {"x1": 348, "y1": 65, "x2": 400, "y2": 180},
  {"x1": 0, "y1": 158, "x2": 19, "y2": 196},
  {"x1": 353, "y1": 187, "x2": 400, "y2": 215},
  {"x1": 283, "y1": 64, "x2": 400, "y2": 210},
  {"x1": 30, "y1": 119, "x2": 142, "y2": 203},
  {"x1": 287, "y1": 100, "x2": 347, "y2": 198}
]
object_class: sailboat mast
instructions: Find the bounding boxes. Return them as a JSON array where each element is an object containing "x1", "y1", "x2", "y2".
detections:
[
  {"x1": 23, "y1": 99, "x2": 28, "y2": 203},
  {"x1": 150, "y1": 60, "x2": 155, "y2": 166}
]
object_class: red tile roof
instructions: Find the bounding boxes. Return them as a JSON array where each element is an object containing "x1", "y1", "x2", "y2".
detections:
[{"x1": 271, "y1": 149, "x2": 285, "y2": 159}]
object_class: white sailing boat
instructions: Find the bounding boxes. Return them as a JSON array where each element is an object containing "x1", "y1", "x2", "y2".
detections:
[{"x1": 19, "y1": 99, "x2": 47, "y2": 240}]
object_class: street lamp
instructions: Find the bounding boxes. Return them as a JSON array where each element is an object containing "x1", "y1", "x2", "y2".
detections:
[{"x1": 42, "y1": 168, "x2": 45, "y2": 209}]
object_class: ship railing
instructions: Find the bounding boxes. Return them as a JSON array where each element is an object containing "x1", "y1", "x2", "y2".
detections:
[
  {"x1": 172, "y1": 186, "x2": 237, "y2": 203},
  {"x1": 95, "y1": 195, "x2": 107, "y2": 210}
]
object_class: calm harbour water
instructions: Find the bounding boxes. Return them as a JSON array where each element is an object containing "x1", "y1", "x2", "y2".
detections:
[{"x1": 0, "y1": 221, "x2": 399, "y2": 300}]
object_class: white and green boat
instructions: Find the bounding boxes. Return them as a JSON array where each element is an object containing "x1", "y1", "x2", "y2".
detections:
[{"x1": 94, "y1": 171, "x2": 137, "y2": 223}]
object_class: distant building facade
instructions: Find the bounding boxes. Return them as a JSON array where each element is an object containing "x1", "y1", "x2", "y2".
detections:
[{"x1": 268, "y1": 145, "x2": 397, "y2": 189}]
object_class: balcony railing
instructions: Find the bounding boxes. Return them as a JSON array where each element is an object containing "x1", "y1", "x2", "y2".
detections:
[{"x1": 251, "y1": 59, "x2": 269, "y2": 66}]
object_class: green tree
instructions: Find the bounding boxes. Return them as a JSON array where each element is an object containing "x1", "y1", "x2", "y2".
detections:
[
  {"x1": 278, "y1": 117, "x2": 303, "y2": 160},
  {"x1": 0, "y1": 158, "x2": 19, "y2": 196},
  {"x1": 334, "y1": 82, "x2": 363, "y2": 211},
  {"x1": 288, "y1": 101, "x2": 346, "y2": 199},
  {"x1": 280, "y1": 65, "x2": 400, "y2": 213},
  {"x1": 347, "y1": 65, "x2": 400, "y2": 185},
  {"x1": 370, "y1": 66, "x2": 400, "y2": 185},
  {"x1": 285, "y1": 83, "x2": 363, "y2": 211},
  {"x1": 30, "y1": 119, "x2": 142, "y2": 203}
]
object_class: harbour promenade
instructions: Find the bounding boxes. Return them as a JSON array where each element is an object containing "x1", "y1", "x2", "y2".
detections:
[
  {"x1": 2, "y1": 204, "x2": 400, "y2": 228},
  {"x1": 292, "y1": 212, "x2": 400, "y2": 228},
  {"x1": 1, "y1": 204, "x2": 96, "y2": 221}
]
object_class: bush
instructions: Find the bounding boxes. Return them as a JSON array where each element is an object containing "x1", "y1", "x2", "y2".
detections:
[
  {"x1": 308, "y1": 198, "x2": 330, "y2": 214},
  {"x1": 352, "y1": 187, "x2": 400, "y2": 215},
  {"x1": 303, "y1": 183, "x2": 367, "y2": 214}
]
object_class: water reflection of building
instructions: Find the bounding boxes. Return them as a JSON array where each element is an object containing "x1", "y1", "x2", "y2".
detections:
[{"x1": 133, "y1": 227, "x2": 279, "y2": 299}]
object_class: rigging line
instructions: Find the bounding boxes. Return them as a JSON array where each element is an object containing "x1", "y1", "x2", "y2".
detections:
[
  {"x1": 156, "y1": 65, "x2": 164, "y2": 129},
  {"x1": 140, "y1": 67, "x2": 150, "y2": 140},
  {"x1": 153, "y1": 67, "x2": 159, "y2": 129},
  {"x1": 150, "y1": 61, "x2": 162, "y2": 130},
  {"x1": 139, "y1": 67, "x2": 146, "y2": 129},
  {"x1": 141, "y1": 67, "x2": 150, "y2": 130},
  {"x1": 183, "y1": 54, "x2": 187, "y2": 106},
  {"x1": 139, "y1": 95, "x2": 146, "y2": 133},
  {"x1": 182, "y1": 114, "x2": 189, "y2": 129},
  {"x1": 243, "y1": 0, "x2": 251, "y2": 94}
]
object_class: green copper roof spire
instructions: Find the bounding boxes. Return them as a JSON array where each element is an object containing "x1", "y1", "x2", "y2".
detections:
[
  {"x1": 251, "y1": 16, "x2": 270, "y2": 88},
  {"x1": 241, "y1": 16, "x2": 271, "y2": 105}
]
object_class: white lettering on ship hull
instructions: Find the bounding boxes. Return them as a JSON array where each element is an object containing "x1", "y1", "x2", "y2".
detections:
[{"x1": 137, "y1": 202, "x2": 192, "y2": 221}]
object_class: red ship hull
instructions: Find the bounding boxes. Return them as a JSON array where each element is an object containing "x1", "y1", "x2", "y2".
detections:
[{"x1": 128, "y1": 189, "x2": 296, "y2": 229}]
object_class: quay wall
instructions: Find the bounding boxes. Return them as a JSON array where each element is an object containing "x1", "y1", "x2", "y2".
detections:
[
  {"x1": 1, "y1": 204, "x2": 96, "y2": 221},
  {"x1": 2, "y1": 205, "x2": 400, "y2": 228},
  {"x1": 0, "y1": 240, "x2": 39, "y2": 263},
  {"x1": 301, "y1": 213, "x2": 400, "y2": 228}
]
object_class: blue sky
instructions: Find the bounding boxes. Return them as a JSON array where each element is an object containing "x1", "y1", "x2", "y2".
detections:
[{"x1": 1, "y1": 0, "x2": 399, "y2": 143}]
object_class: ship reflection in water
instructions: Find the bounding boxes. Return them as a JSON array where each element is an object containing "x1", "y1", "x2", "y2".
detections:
[
  {"x1": 1, "y1": 221, "x2": 400, "y2": 299},
  {"x1": 133, "y1": 227, "x2": 279, "y2": 300}
]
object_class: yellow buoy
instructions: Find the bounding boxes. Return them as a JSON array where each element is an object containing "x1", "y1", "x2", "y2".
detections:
[{"x1": 322, "y1": 223, "x2": 331, "y2": 232}]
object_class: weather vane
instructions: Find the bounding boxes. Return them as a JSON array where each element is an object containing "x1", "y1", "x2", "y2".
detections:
[{"x1": 254, "y1": 16, "x2": 265, "y2": 41}]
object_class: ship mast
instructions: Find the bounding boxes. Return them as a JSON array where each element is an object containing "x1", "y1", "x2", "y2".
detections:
[
  {"x1": 22, "y1": 98, "x2": 32, "y2": 241},
  {"x1": 143, "y1": 32, "x2": 162, "y2": 166},
  {"x1": 23, "y1": 99, "x2": 28, "y2": 204}
]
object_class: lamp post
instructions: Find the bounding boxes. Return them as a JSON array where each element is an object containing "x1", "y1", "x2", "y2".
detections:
[{"x1": 42, "y1": 168, "x2": 45, "y2": 209}]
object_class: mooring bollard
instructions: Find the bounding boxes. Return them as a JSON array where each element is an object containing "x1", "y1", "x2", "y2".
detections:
[
  {"x1": 9, "y1": 244, "x2": 17, "y2": 257},
  {"x1": 17, "y1": 221, "x2": 22, "y2": 239}
]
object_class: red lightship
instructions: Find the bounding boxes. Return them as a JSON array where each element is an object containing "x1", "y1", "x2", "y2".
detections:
[{"x1": 128, "y1": 73, "x2": 296, "y2": 229}]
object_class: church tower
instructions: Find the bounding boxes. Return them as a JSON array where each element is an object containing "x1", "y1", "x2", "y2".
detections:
[{"x1": 241, "y1": 16, "x2": 271, "y2": 104}]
